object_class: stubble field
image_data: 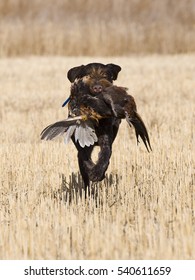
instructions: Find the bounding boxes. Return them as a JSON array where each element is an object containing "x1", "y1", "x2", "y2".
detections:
[{"x1": 0, "y1": 55, "x2": 194, "y2": 259}]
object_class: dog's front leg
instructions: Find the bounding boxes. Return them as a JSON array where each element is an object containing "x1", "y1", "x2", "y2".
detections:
[{"x1": 88, "y1": 133, "x2": 112, "y2": 182}]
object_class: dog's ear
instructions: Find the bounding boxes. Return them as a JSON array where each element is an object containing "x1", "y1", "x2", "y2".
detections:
[
  {"x1": 106, "y1": 64, "x2": 121, "y2": 80},
  {"x1": 67, "y1": 65, "x2": 86, "y2": 82}
]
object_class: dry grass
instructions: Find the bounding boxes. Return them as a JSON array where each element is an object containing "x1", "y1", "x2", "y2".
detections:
[
  {"x1": 0, "y1": 55, "x2": 195, "y2": 259},
  {"x1": 0, "y1": 0, "x2": 195, "y2": 56}
]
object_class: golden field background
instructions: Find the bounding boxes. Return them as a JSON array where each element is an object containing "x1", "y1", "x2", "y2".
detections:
[
  {"x1": 0, "y1": 0, "x2": 195, "y2": 56},
  {"x1": 0, "y1": 0, "x2": 195, "y2": 260},
  {"x1": 0, "y1": 55, "x2": 195, "y2": 259}
]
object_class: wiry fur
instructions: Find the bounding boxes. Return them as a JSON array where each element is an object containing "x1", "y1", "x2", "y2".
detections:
[
  {"x1": 67, "y1": 63, "x2": 151, "y2": 191},
  {"x1": 67, "y1": 63, "x2": 122, "y2": 190},
  {"x1": 41, "y1": 62, "x2": 152, "y2": 195}
]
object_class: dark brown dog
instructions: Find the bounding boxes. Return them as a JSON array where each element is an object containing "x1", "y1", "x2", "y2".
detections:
[
  {"x1": 66, "y1": 63, "x2": 122, "y2": 189},
  {"x1": 41, "y1": 63, "x2": 151, "y2": 194},
  {"x1": 66, "y1": 63, "x2": 151, "y2": 190}
]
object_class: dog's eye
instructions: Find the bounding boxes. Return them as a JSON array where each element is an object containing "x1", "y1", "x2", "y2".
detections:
[{"x1": 82, "y1": 75, "x2": 90, "y2": 82}]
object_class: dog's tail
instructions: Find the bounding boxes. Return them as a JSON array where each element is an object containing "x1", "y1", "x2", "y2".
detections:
[
  {"x1": 40, "y1": 117, "x2": 97, "y2": 147},
  {"x1": 125, "y1": 111, "x2": 152, "y2": 152}
]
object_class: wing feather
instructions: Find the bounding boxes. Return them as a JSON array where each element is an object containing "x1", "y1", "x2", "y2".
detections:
[
  {"x1": 40, "y1": 116, "x2": 83, "y2": 140},
  {"x1": 41, "y1": 117, "x2": 98, "y2": 147}
]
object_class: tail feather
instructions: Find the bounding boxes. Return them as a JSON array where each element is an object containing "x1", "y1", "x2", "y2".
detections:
[
  {"x1": 74, "y1": 121, "x2": 98, "y2": 147},
  {"x1": 126, "y1": 111, "x2": 152, "y2": 152}
]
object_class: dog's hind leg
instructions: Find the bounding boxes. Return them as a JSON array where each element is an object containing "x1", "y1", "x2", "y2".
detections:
[
  {"x1": 77, "y1": 149, "x2": 94, "y2": 191},
  {"x1": 72, "y1": 137, "x2": 94, "y2": 196}
]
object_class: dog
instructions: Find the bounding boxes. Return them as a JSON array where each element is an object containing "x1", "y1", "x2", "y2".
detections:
[
  {"x1": 66, "y1": 63, "x2": 122, "y2": 189},
  {"x1": 41, "y1": 63, "x2": 151, "y2": 193},
  {"x1": 67, "y1": 63, "x2": 151, "y2": 188}
]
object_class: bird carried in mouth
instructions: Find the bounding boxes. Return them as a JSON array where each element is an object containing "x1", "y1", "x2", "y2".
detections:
[{"x1": 41, "y1": 80, "x2": 152, "y2": 152}]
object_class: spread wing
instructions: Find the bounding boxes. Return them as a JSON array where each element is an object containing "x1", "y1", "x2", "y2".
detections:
[
  {"x1": 40, "y1": 116, "x2": 83, "y2": 140},
  {"x1": 40, "y1": 116, "x2": 98, "y2": 147}
]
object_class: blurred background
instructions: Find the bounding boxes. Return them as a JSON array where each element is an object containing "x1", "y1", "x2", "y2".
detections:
[{"x1": 0, "y1": 0, "x2": 195, "y2": 57}]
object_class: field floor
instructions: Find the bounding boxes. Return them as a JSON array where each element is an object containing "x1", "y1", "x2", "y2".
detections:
[{"x1": 0, "y1": 55, "x2": 195, "y2": 259}]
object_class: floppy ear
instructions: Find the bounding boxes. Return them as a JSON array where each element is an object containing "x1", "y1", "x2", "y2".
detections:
[
  {"x1": 67, "y1": 65, "x2": 86, "y2": 82},
  {"x1": 106, "y1": 63, "x2": 121, "y2": 80}
]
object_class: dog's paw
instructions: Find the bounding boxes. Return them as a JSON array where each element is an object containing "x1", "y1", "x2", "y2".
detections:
[{"x1": 88, "y1": 166, "x2": 106, "y2": 182}]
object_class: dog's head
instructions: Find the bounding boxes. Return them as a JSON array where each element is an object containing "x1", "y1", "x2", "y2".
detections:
[{"x1": 67, "y1": 63, "x2": 121, "y2": 94}]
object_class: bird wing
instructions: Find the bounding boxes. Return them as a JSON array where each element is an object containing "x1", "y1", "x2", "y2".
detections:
[
  {"x1": 40, "y1": 116, "x2": 83, "y2": 140},
  {"x1": 41, "y1": 116, "x2": 98, "y2": 147}
]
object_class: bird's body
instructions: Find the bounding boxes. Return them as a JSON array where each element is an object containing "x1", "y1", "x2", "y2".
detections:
[
  {"x1": 41, "y1": 81, "x2": 151, "y2": 152},
  {"x1": 66, "y1": 80, "x2": 152, "y2": 152}
]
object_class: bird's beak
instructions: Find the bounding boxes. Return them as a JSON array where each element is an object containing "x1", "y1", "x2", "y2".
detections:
[{"x1": 62, "y1": 97, "x2": 70, "y2": 107}]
